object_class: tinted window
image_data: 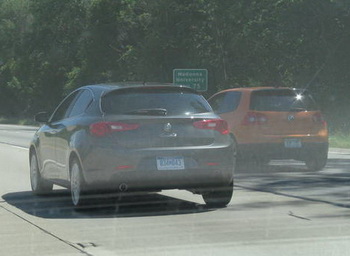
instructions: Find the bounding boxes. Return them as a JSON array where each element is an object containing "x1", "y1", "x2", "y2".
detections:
[
  {"x1": 209, "y1": 91, "x2": 242, "y2": 114},
  {"x1": 250, "y1": 89, "x2": 318, "y2": 112},
  {"x1": 50, "y1": 91, "x2": 79, "y2": 122},
  {"x1": 68, "y1": 90, "x2": 93, "y2": 118},
  {"x1": 102, "y1": 88, "x2": 212, "y2": 115}
]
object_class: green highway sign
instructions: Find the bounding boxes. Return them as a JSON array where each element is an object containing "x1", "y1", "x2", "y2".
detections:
[{"x1": 173, "y1": 69, "x2": 208, "y2": 92}]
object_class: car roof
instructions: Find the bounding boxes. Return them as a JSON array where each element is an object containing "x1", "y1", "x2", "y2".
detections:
[
  {"x1": 80, "y1": 83, "x2": 197, "y2": 94},
  {"x1": 215, "y1": 86, "x2": 304, "y2": 94}
]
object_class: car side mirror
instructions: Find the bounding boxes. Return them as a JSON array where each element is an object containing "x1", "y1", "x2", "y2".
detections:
[{"x1": 34, "y1": 112, "x2": 50, "y2": 123}]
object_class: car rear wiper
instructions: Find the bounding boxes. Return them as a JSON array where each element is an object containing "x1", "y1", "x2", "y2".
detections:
[
  {"x1": 123, "y1": 108, "x2": 167, "y2": 116},
  {"x1": 289, "y1": 107, "x2": 306, "y2": 112}
]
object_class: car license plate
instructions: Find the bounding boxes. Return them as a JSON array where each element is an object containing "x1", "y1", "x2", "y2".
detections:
[
  {"x1": 284, "y1": 138, "x2": 302, "y2": 148},
  {"x1": 156, "y1": 156, "x2": 185, "y2": 170}
]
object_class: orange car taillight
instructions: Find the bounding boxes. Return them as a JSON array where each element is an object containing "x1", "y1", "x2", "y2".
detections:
[
  {"x1": 90, "y1": 122, "x2": 140, "y2": 137},
  {"x1": 242, "y1": 112, "x2": 268, "y2": 125},
  {"x1": 193, "y1": 119, "x2": 229, "y2": 135},
  {"x1": 312, "y1": 113, "x2": 327, "y2": 126}
]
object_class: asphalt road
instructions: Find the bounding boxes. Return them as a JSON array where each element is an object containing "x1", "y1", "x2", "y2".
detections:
[{"x1": 0, "y1": 124, "x2": 350, "y2": 256}]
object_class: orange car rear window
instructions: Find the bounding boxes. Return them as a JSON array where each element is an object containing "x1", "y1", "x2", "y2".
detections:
[{"x1": 250, "y1": 89, "x2": 318, "y2": 112}]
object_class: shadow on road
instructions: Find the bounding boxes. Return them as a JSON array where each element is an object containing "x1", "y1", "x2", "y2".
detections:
[
  {"x1": 324, "y1": 158, "x2": 350, "y2": 172},
  {"x1": 236, "y1": 157, "x2": 350, "y2": 174},
  {"x1": 2, "y1": 190, "x2": 211, "y2": 219},
  {"x1": 3, "y1": 159, "x2": 349, "y2": 219},
  {"x1": 236, "y1": 158, "x2": 350, "y2": 174},
  {"x1": 235, "y1": 158, "x2": 350, "y2": 209}
]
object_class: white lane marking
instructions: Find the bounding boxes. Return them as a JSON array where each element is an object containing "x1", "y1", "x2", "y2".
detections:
[
  {"x1": 0, "y1": 141, "x2": 29, "y2": 150},
  {"x1": 10, "y1": 145, "x2": 29, "y2": 150},
  {"x1": 329, "y1": 152, "x2": 350, "y2": 155}
]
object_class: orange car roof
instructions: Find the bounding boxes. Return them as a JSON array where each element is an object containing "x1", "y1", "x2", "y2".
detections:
[{"x1": 218, "y1": 86, "x2": 292, "y2": 93}]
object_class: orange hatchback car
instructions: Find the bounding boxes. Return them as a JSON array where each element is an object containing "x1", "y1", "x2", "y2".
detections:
[{"x1": 208, "y1": 87, "x2": 329, "y2": 171}]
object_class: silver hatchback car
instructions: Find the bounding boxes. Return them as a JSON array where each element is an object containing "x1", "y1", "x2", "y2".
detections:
[{"x1": 30, "y1": 83, "x2": 236, "y2": 208}]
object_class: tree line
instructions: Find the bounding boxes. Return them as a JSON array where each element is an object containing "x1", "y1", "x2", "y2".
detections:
[{"x1": 0, "y1": 0, "x2": 349, "y2": 131}]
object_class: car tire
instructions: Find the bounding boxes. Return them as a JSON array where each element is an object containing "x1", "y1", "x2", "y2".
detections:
[
  {"x1": 202, "y1": 181, "x2": 233, "y2": 208},
  {"x1": 305, "y1": 153, "x2": 327, "y2": 171},
  {"x1": 70, "y1": 159, "x2": 88, "y2": 208},
  {"x1": 30, "y1": 152, "x2": 53, "y2": 195}
]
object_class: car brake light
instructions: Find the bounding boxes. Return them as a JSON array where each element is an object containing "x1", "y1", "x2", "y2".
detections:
[
  {"x1": 242, "y1": 112, "x2": 268, "y2": 125},
  {"x1": 193, "y1": 119, "x2": 229, "y2": 135},
  {"x1": 90, "y1": 122, "x2": 140, "y2": 137},
  {"x1": 312, "y1": 113, "x2": 327, "y2": 126}
]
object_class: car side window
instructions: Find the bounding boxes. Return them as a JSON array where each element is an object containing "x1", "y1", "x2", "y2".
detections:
[
  {"x1": 209, "y1": 91, "x2": 242, "y2": 114},
  {"x1": 67, "y1": 89, "x2": 93, "y2": 118},
  {"x1": 50, "y1": 91, "x2": 80, "y2": 123},
  {"x1": 209, "y1": 93, "x2": 225, "y2": 112}
]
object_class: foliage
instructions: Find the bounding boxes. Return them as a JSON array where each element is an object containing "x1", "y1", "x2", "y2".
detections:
[
  {"x1": 329, "y1": 132, "x2": 350, "y2": 149},
  {"x1": 0, "y1": 0, "x2": 349, "y2": 131}
]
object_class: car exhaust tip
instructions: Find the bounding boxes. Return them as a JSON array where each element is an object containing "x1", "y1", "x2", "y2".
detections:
[{"x1": 119, "y1": 183, "x2": 128, "y2": 192}]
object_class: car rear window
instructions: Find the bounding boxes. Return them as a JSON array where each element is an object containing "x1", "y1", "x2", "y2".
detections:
[
  {"x1": 250, "y1": 89, "x2": 318, "y2": 112},
  {"x1": 101, "y1": 87, "x2": 212, "y2": 115}
]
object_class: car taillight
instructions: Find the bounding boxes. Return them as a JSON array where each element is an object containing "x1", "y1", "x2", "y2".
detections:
[
  {"x1": 115, "y1": 165, "x2": 134, "y2": 170},
  {"x1": 242, "y1": 112, "x2": 268, "y2": 125},
  {"x1": 193, "y1": 119, "x2": 229, "y2": 135},
  {"x1": 90, "y1": 122, "x2": 140, "y2": 137},
  {"x1": 312, "y1": 113, "x2": 327, "y2": 126}
]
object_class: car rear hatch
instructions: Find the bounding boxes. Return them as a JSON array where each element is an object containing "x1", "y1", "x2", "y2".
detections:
[
  {"x1": 95, "y1": 86, "x2": 229, "y2": 149},
  {"x1": 247, "y1": 88, "x2": 326, "y2": 136}
]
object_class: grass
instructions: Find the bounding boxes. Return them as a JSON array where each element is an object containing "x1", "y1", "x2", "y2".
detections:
[
  {"x1": 329, "y1": 133, "x2": 350, "y2": 149},
  {"x1": 0, "y1": 117, "x2": 36, "y2": 126}
]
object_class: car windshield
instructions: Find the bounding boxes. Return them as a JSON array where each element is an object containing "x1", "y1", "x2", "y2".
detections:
[
  {"x1": 101, "y1": 89, "x2": 212, "y2": 115},
  {"x1": 250, "y1": 89, "x2": 318, "y2": 112}
]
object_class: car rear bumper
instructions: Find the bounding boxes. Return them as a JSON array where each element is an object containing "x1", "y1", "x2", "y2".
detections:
[
  {"x1": 81, "y1": 146, "x2": 235, "y2": 191},
  {"x1": 238, "y1": 141, "x2": 329, "y2": 161},
  {"x1": 85, "y1": 168, "x2": 234, "y2": 191}
]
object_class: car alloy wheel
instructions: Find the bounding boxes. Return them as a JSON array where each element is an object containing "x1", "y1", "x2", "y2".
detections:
[
  {"x1": 70, "y1": 159, "x2": 87, "y2": 207},
  {"x1": 30, "y1": 154, "x2": 39, "y2": 191},
  {"x1": 30, "y1": 153, "x2": 53, "y2": 194}
]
